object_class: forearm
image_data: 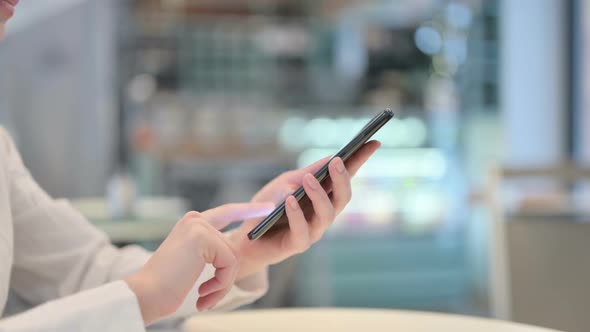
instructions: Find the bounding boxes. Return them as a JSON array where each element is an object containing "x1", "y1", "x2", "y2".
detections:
[{"x1": 227, "y1": 231, "x2": 269, "y2": 280}]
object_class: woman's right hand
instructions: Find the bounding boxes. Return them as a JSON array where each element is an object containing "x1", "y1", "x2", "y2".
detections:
[{"x1": 125, "y1": 202, "x2": 274, "y2": 325}]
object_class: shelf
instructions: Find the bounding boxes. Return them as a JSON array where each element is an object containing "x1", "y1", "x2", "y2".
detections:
[{"x1": 92, "y1": 218, "x2": 176, "y2": 243}]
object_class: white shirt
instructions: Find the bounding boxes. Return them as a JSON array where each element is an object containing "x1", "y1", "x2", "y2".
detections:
[{"x1": 0, "y1": 128, "x2": 268, "y2": 331}]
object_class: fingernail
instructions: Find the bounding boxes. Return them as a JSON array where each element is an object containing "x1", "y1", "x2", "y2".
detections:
[
  {"x1": 288, "y1": 196, "x2": 299, "y2": 210},
  {"x1": 335, "y1": 158, "x2": 346, "y2": 174},
  {"x1": 306, "y1": 175, "x2": 319, "y2": 190}
]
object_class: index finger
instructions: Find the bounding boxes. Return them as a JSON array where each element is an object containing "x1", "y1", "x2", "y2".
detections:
[
  {"x1": 343, "y1": 140, "x2": 381, "y2": 176},
  {"x1": 202, "y1": 202, "x2": 275, "y2": 230},
  {"x1": 197, "y1": 236, "x2": 239, "y2": 310}
]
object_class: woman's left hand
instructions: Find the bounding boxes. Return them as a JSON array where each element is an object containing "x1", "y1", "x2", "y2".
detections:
[{"x1": 228, "y1": 140, "x2": 381, "y2": 279}]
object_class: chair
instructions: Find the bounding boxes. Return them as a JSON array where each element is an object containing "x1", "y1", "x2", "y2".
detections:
[{"x1": 486, "y1": 163, "x2": 590, "y2": 332}]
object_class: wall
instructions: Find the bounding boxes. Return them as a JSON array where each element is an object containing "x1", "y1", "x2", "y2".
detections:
[{"x1": 0, "y1": 0, "x2": 117, "y2": 198}]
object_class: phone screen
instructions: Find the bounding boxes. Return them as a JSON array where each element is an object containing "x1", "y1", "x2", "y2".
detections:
[{"x1": 247, "y1": 109, "x2": 394, "y2": 240}]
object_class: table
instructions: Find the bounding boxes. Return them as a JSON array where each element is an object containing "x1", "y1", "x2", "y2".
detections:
[{"x1": 182, "y1": 309, "x2": 562, "y2": 332}]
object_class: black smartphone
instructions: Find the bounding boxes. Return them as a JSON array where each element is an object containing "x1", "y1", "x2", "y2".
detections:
[{"x1": 247, "y1": 109, "x2": 394, "y2": 240}]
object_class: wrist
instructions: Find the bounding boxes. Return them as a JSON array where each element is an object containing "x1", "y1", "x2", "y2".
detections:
[
  {"x1": 227, "y1": 231, "x2": 268, "y2": 280},
  {"x1": 125, "y1": 272, "x2": 161, "y2": 326}
]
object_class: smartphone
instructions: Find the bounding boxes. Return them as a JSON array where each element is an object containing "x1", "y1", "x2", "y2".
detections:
[{"x1": 247, "y1": 109, "x2": 394, "y2": 240}]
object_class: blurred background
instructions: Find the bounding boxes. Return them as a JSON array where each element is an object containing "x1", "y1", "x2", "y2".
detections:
[{"x1": 2, "y1": 0, "x2": 590, "y2": 331}]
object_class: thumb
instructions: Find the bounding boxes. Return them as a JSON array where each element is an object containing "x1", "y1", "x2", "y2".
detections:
[{"x1": 201, "y1": 202, "x2": 275, "y2": 230}]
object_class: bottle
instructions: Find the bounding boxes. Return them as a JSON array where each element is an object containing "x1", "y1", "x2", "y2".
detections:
[{"x1": 106, "y1": 167, "x2": 137, "y2": 220}]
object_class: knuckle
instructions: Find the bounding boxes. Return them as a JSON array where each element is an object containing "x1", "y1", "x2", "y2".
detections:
[
  {"x1": 345, "y1": 196, "x2": 352, "y2": 206},
  {"x1": 309, "y1": 230, "x2": 322, "y2": 244},
  {"x1": 303, "y1": 242, "x2": 312, "y2": 253},
  {"x1": 296, "y1": 241, "x2": 311, "y2": 254},
  {"x1": 187, "y1": 221, "x2": 209, "y2": 240},
  {"x1": 311, "y1": 232, "x2": 322, "y2": 244},
  {"x1": 345, "y1": 190, "x2": 353, "y2": 204},
  {"x1": 183, "y1": 211, "x2": 202, "y2": 220}
]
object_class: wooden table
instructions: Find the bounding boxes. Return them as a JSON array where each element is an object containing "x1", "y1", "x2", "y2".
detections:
[{"x1": 182, "y1": 309, "x2": 562, "y2": 332}]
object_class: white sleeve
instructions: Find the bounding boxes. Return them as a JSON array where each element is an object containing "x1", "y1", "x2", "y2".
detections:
[
  {"x1": 0, "y1": 281, "x2": 145, "y2": 332},
  {"x1": 167, "y1": 265, "x2": 268, "y2": 321},
  {"x1": 4, "y1": 124, "x2": 149, "y2": 304}
]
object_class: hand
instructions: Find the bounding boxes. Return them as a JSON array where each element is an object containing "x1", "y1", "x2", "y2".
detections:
[
  {"x1": 125, "y1": 202, "x2": 272, "y2": 325},
  {"x1": 229, "y1": 140, "x2": 381, "y2": 278}
]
